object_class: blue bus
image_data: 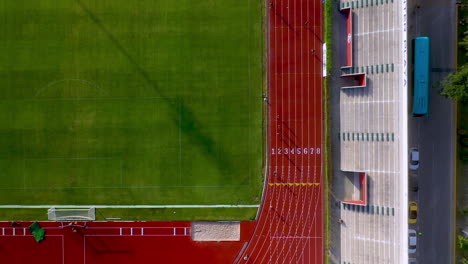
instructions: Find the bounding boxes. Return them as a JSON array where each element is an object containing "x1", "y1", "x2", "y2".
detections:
[{"x1": 412, "y1": 37, "x2": 430, "y2": 117}]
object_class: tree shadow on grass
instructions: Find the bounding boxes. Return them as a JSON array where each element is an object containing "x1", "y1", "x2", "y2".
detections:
[{"x1": 74, "y1": 0, "x2": 232, "y2": 176}]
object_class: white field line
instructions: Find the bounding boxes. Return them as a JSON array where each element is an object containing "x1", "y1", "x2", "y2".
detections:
[
  {"x1": 24, "y1": 157, "x2": 115, "y2": 160},
  {"x1": 0, "y1": 204, "x2": 260, "y2": 209},
  {"x1": 28, "y1": 96, "x2": 174, "y2": 101},
  {"x1": 0, "y1": 185, "x2": 250, "y2": 190}
]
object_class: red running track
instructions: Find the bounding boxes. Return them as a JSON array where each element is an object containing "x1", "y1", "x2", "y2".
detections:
[
  {"x1": 0, "y1": 0, "x2": 323, "y2": 263},
  {"x1": 233, "y1": 0, "x2": 324, "y2": 263},
  {"x1": 0, "y1": 221, "x2": 256, "y2": 264}
]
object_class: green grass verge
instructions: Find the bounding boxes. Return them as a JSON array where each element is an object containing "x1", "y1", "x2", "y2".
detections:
[
  {"x1": 97, "y1": 207, "x2": 259, "y2": 221},
  {"x1": 456, "y1": 2, "x2": 468, "y2": 264},
  {"x1": 323, "y1": 0, "x2": 333, "y2": 263},
  {"x1": 0, "y1": 207, "x2": 258, "y2": 221},
  {"x1": 457, "y1": 3, "x2": 468, "y2": 67},
  {"x1": 0, "y1": 0, "x2": 264, "y2": 220}
]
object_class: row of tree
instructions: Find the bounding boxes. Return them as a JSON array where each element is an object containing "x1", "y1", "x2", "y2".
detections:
[{"x1": 440, "y1": 34, "x2": 468, "y2": 102}]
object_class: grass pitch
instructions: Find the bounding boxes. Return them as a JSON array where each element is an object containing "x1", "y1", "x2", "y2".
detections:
[{"x1": 0, "y1": 0, "x2": 264, "y2": 219}]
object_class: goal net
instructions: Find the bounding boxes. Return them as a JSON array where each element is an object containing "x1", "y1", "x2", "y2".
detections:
[{"x1": 47, "y1": 207, "x2": 95, "y2": 221}]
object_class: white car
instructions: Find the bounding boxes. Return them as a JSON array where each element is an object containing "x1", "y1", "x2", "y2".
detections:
[
  {"x1": 409, "y1": 148, "x2": 420, "y2": 170},
  {"x1": 409, "y1": 229, "x2": 417, "y2": 254}
]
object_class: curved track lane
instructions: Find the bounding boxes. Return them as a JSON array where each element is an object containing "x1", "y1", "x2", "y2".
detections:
[{"x1": 234, "y1": 0, "x2": 324, "y2": 263}]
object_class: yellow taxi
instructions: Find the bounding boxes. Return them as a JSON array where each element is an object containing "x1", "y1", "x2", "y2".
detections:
[{"x1": 409, "y1": 201, "x2": 418, "y2": 224}]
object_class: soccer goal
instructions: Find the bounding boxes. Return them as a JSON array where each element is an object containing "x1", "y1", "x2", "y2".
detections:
[{"x1": 47, "y1": 207, "x2": 95, "y2": 221}]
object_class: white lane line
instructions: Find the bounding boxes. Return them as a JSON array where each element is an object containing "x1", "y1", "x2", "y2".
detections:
[
  {"x1": 0, "y1": 204, "x2": 260, "y2": 209},
  {"x1": 83, "y1": 236, "x2": 86, "y2": 264},
  {"x1": 342, "y1": 100, "x2": 398, "y2": 104},
  {"x1": 354, "y1": 28, "x2": 398, "y2": 36},
  {"x1": 272, "y1": 236, "x2": 321, "y2": 239},
  {"x1": 62, "y1": 236, "x2": 65, "y2": 264},
  {"x1": 355, "y1": 236, "x2": 395, "y2": 245},
  {"x1": 367, "y1": 170, "x2": 400, "y2": 174}
]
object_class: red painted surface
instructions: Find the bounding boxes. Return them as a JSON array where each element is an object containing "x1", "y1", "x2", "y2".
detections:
[
  {"x1": 0, "y1": 221, "x2": 256, "y2": 264},
  {"x1": 342, "y1": 172, "x2": 367, "y2": 206},
  {"x1": 340, "y1": 8, "x2": 367, "y2": 89},
  {"x1": 341, "y1": 73, "x2": 367, "y2": 88},
  {"x1": 0, "y1": 0, "x2": 324, "y2": 263},
  {"x1": 341, "y1": 7, "x2": 353, "y2": 68},
  {"x1": 233, "y1": 0, "x2": 324, "y2": 262}
]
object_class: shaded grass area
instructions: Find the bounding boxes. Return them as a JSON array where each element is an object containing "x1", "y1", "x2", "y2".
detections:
[
  {"x1": 97, "y1": 207, "x2": 259, "y2": 221},
  {"x1": 457, "y1": 3, "x2": 468, "y2": 66},
  {"x1": 0, "y1": 0, "x2": 264, "y2": 220},
  {"x1": 456, "y1": 2, "x2": 468, "y2": 264},
  {"x1": 0, "y1": 209, "x2": 47, "y2": 222},
  {"x1": 0, "y1": 207, "x2": 258, "y2": 221},
  {"x1": 323, "y1": 0, "x2": 333, "y2": 263},
  {"x1": 456, "y1": 83, "x2": 468, "y2": 258}
]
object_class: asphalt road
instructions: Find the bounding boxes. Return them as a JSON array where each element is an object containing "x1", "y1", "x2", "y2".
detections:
[{"x1": 407, "y1": 0, "x2": 457, "y2": 263}]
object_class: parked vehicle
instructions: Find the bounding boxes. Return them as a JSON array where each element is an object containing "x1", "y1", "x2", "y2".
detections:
[
  {"x1": 409, "y1": 148, "x2": 420, "y2": 170},
  {"x1": 409, "y1": 201, "x2": 418, "y2": 224},
  {"x1": 409, "y1": 229, "x2": 417, "y2": 254}
]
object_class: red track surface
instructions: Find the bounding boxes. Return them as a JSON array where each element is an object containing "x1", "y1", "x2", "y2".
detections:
[
  {"x1": 234, "y1": 0, "x2": 324, "y2": 262},
  {"x1": 0, "y1": 0, "x2": 323, "y2": 263},
  {"x1": 0, "y1": 221, "x2": 255, "y2": 264}
]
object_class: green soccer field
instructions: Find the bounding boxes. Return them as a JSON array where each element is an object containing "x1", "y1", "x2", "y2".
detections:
[{"x1": 0, "y1": 0, "x2": 264, "y2": 220}]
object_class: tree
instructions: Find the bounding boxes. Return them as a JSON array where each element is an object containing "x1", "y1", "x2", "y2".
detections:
[
  {"x1": 458, "y1": 235, "x2": 468, "y2": 251},
  {"x1": 440, "y1": 65, "x2": 468, "y2": 102},
  {"x1": 462, "y1": 35, "x2": 468, "y2": 59}
]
